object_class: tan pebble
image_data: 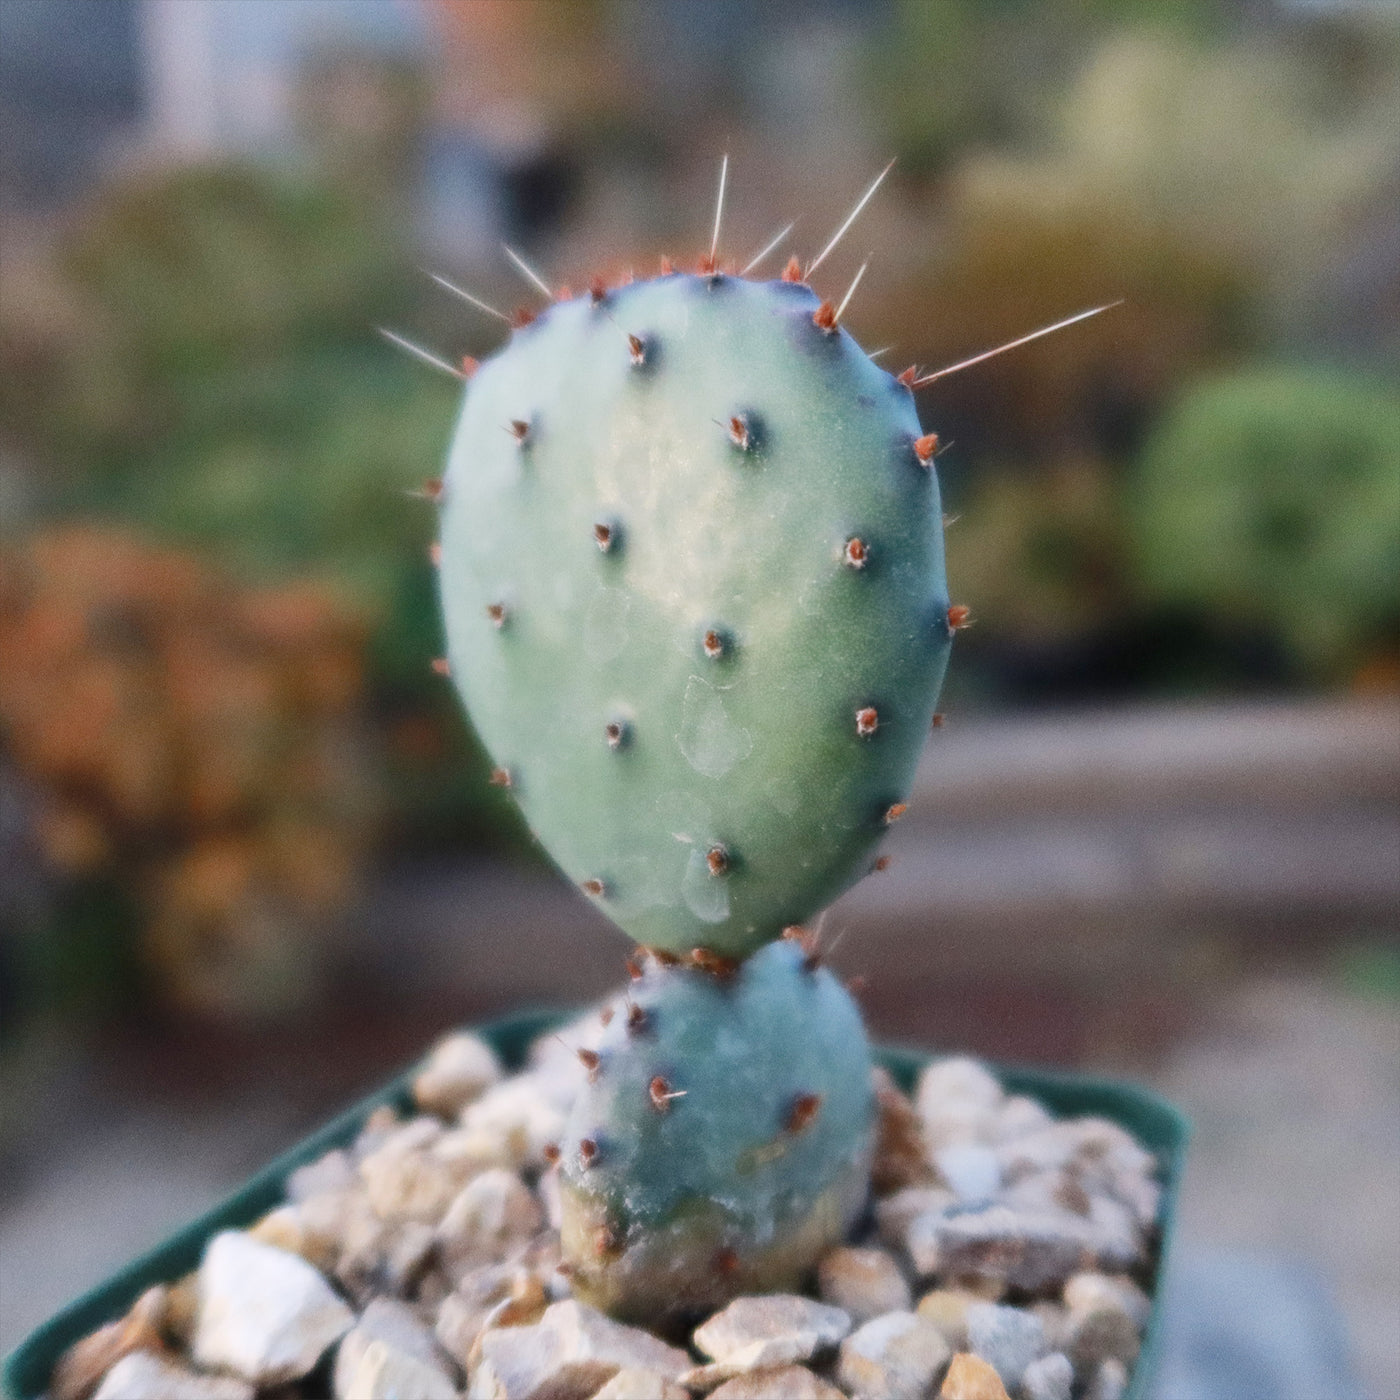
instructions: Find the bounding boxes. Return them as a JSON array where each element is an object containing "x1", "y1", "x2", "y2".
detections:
[
  {"x1": 162, "y1": 1273, "x2": 200, "y2": 1346},
  {"x1": 92, "y1": 1351, "x2": 254, "y2": 1400},
  {"x1": 818, "y1": 1246, "x2": 912, "y2": 1324},
  {"x1": 1063, "y1": 1272, "x2": 1151, "y2": 1329},
  {"x1": 340, "y1": 1339, "x2": 456, "y2": 1400},
  {"x1": 431, "y1": 1125, "x2": 514, "y2": 1177},
  {"x1": 413, "y1": 1032, "x2": 502, "y2": 1118},
  {"x1": 355, "y1": 1105, "x2": 401, "y2": 1154},
  {"x1": 249, "y1": 1207, "x2": 311, "y2": 1261},
  {"x1": 436, "y1": 1168, "x2": 543, "y2": 1272},
  {"x1": 457, "y1": 1076, "x2": 567, "y2": 1170},
  {"x1": 916, "y1": 1288, "x2": 979, "y2": 1351},
  {"x1": 359, "y1": 1131, "x2": 468, "y2": 1225},
  {"x1": 433, "y1": 1264, "x2": 516, "y2": 1369},
  {"x1": 837, "y1": 1312, "x2": 951, "y2": 1400},
  {"x1": 382, "y1": 1220, "x2": 438, "y2": 1295},
  {"x1": 591, "y1": 1365, "x2": 691, "y2": 1399},
  {"x1": 708, "y1": 1364, "x2": 846, "y2": 1399},
  {"x1": 332, "y1": 1298, "x2": 445, "y2": 1399},
  {"x1": 465, "y1": 1271, "x2": 550, "y2": 1369},
  {"x1": 285, "y1": 1149, "x2": 356, "y2": 1202},
  {"x1": 693, "y1": 1294, "x2": 852, "y2": 1366},
  {"x1": 1029, "y1": 1302, "x2": 1069, "y2": 1352},
  {"x1": 940, "y1": 1351, "x2": 1012, "y2": 1400},
  {"x1": 50, "y1": 1286, "x2": 167, "y2": 1400},
  {"x1": 1065, "y1": 1306, "x2": 1141, "y2": 1370},
  {"x1": 1085, "y1": 1356, "x2": 1130, "y2": 1400}
]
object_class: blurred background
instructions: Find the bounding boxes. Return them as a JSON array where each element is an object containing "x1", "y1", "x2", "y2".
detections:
[{"x1": 0, "y1": 0, "x2": 1396, "y2": 1394}]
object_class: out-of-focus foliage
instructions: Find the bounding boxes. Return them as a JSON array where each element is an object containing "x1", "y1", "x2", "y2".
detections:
[
  {"x1": 0, "y1": 157, "x2": 517, "y2": 858},
  {"x1": 861, "y1": 17, "x2": 1400, "y2": 696},
  {"x1": 0, "y1": 526, "x2": 375, "y2": 1016},
  {"x1": 945, "y1": 457, "x2": 1129, "y2": 646},
  {"x1": 20, "y1": 164, "x2": 438, "y2": 559},
  {"x1": 1132, "y1": 367, "x2": 1400, "y2": 683}
]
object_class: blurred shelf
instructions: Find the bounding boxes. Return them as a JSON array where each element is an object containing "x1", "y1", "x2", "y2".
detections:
[{"x1": 359, "y1": 697, "x2": 1400, "y2": 1025}]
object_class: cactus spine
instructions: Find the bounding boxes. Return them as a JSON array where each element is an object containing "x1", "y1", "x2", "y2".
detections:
[{"x1": 426, "y1": 172, "x2": 955, "y2": 1322}]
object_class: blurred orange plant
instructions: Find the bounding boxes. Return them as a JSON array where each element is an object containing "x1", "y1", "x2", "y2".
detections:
[{"x1": 0, "y1": 526, "x2": 376, "y2": 1016}]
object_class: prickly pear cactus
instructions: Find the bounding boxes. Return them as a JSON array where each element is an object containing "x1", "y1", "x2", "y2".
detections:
[
  {"x1": 437, "y1": 268, "x2": 953, "y2": 959},
  {"x1": 557, "y1": 939, "x2": 875, "y2": 1323}
]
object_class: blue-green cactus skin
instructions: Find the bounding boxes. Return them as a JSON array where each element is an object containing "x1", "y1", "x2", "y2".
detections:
[
  {"x1": 557, "y1": 939, "x2": 875, "y2": 1322},
  {"x1": 437, "y1": 272, "x2": 952, "y2": 959}
]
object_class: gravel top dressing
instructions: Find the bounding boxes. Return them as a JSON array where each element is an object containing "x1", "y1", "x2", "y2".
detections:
[{"x1": 13, "y1": 1008, "x2": 1184, "y2": 1400}]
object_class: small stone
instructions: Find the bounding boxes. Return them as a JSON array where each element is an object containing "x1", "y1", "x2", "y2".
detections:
[
  {"x1": 437, "y1": 1168, "x2": 544, "y2": 1273},
  {"x1": 459, "y1": 1075, "x2": 567, "y2": 1171},
  {"x1": 1064, "y1": 1306, "x2": 1141, "y2": 1371},
  {"x1": 286, "y1": 1149, "x2": 357, "y2": 1202},
  {"x1": 1020, "y1": 1352, "x2": 1074, "y2": 1400},
  {"x1": 250, "y1": 1206, "x2": 316, "y2": 1262},
  {"x1": 355, "y1": 1105, "x2": 404, "y2": 1156},
  {"x1": 359, "y1": 1119, "x2": 469, "y2": 1225},
  {"x1": 915, "y1": 1289, "x2": 980, "y2": 1352},
  {"x1": 468, "y1": 1300, "x2": 688, "y2": 1399},
  {"x1": 1108, "y1": 1170, "x2": 1161, "y2": 1233},
  {"x1": 291, "y1": 1189, "x2": 362, "y2": 1275},
  {"x1": 1084, "y1": 1357, "x2": 1130, "y2": 1400},
  {"x1": 92, "y1": 1352, "x2": 254, "y2": 1400},
  {"x1": 707, "y1": 1365, "x2": 846, "y2": 1399},
  {"x1": 332, "y1": 1196, "x2": 395, "y2": 1303},
  {"x1": 415, "y1": 1032, "x2": 503, "y2": 1117},
  {"x1": 1063, "y1": 1272, "x2": 1151, "y2": 1329},
  {"x1": 934, "y1": 1143, "x2": 1002, "y2": 1203},
  {"x1": 193, "y1": 1232, "x2": 354, "y2": 1385},
  {"x1": 990, "y1": 1095, "x2": 1053, "y2": 1144},
  {"x1": 435, "y1": 1265, "x2": 517, "y2": 1370},
  {"x1": 589, "y1": 1366, "x2": 690, "y2": 1399},
  {"x1": 917, "y1": 1058, "x2": 1003, "y2": 1152},
  {"x1": 339, "y1": 1339, "x2": 457, "y2": 1400},
  {"x1": 998, "y1": 1119, "x2": 1156, "y2": 1225},
  {"x1": 335, "y1": 1298, "x2": 446, "y2": 1397},
  {"x1": 964, "y1": 1302, "x2": 1044, "y2": 1392},
  {"x1": 837, "y1": 1311, "x2": 951, "y2": 1400},
  {"x1": 50, "y1": 1286, "x2": 168, "y2": 1400},
  {"x1": 384, "y1": 1220, "x2": 439, "y2": 1295},
  {"x1": 1029, "y1": 1303, "x2": 1069, "y2": 1353},
  {"x1": 817, "y1": 1247, "x2": 912, "y2": 1324},
  {"x1": 433, "y1": 1125, "x2": 517, "y2": 1178},
  {"x1": 908, "y1": 1203, "x2": 1136, "y2": 1293},
  {"x1": 870, "y1": 1067, "x2": 937, "y2": 1193},
  {"x1": 938, "y1": 1352, "x2": 1010, "y2": 1400},
  {"x1": 162, "y1": 1273, "x2": 199, "y2": 1346},
  {"x1": 874, "y1": 1186, "x2": 956, "y2": 1256},
  {"x1": 466, "y1": 1275, "x2": 551, "y2": 1372},
  {"x1": 694, "y1": 1294, "x2": 851, "y2": 1369}
]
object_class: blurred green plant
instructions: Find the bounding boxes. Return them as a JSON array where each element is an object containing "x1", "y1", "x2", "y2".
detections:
[
  {"x1": 945, "y1": 456, "x2": 1130, "y2": 645},
  {"x1": 1131, "y1": 366, "x2": 1400, "y2": 682},
  {"x1": 0, "y1": 157, "x2": 524, "y2": 856}
]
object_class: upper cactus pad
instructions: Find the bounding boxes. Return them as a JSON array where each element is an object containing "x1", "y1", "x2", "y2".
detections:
[{"x1": 438, "y1": 271, "x2": 952, "y2": 957}]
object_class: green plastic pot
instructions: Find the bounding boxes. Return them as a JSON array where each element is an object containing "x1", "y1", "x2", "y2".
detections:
[{"x1": 3, "y1": 1011, "x2": 1188, "y2": 1400}]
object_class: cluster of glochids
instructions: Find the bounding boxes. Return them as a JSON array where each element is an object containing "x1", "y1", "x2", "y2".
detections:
[{"x1": 390, "y1": 158, "x2": 1111, "y2": 1323}]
